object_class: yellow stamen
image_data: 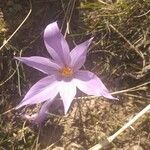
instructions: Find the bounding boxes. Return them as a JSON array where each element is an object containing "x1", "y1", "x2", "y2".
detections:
[{"x1": 59, "y1": 66, "x2": 73, "y2": 77}]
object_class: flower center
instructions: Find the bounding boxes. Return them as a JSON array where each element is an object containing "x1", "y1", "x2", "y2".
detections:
[{"x1": 59, "y1": 66, "x2": 73, "y2": 77}]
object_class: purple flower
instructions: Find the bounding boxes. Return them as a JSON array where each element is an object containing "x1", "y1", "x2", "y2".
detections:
[{"x1": 15, "y1": 22, "x2": 117, "y2": 124}]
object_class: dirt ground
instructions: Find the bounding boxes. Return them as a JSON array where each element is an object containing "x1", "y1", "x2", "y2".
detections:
[{"x1": 0, "y1": 0, "x2": 150, "y2": 150}]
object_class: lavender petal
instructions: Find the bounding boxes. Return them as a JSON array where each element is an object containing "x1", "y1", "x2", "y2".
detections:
[
  {"x1": 16, "y1": 75, "x2": 59, "y2": 109},
  {"x1": 74, "y1": 70, "x2": 117, "y2": 100},
  {"x1": 15, "y1": 56, "x2": 60, "y2": 75},
  {"x1": 44, "y1": 22, "x2": 71, "y2": 65},
  {"x1": 34, "y1": 99, "x2": 55, "y2": 125},
  {"x1": 58, "y1": 80, "x2": 76, "y2": 114},
  {"x1": 70, "y1": 38, "x2": 93, "y2": 71}
]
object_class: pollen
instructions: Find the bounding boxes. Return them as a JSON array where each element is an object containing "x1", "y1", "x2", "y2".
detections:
[{"x1": 59, "y1": 66, "x2": 73, "y2": 77}]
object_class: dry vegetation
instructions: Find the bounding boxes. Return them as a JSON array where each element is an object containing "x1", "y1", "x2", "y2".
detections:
[{"x1": 0, "y1": 0, "x2": 150, "y2": 149}]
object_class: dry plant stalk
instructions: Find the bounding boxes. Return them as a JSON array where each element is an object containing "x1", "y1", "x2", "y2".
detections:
[
  {"x1": 89, "y1": 104, "x2": 150, "y2": 150},
  {"x1": 0, "y1": 0, "x2": 32, "y2": 52}
]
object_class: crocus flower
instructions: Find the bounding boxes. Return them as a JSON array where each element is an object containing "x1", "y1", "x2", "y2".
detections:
[{"x1": 15, "y1": 22, "x2": 117, "y2": 124}]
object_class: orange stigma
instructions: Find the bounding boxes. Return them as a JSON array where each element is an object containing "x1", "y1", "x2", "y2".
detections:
[{"x1": 59, "y1": 66, "x2": 73, "y2": 77}]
